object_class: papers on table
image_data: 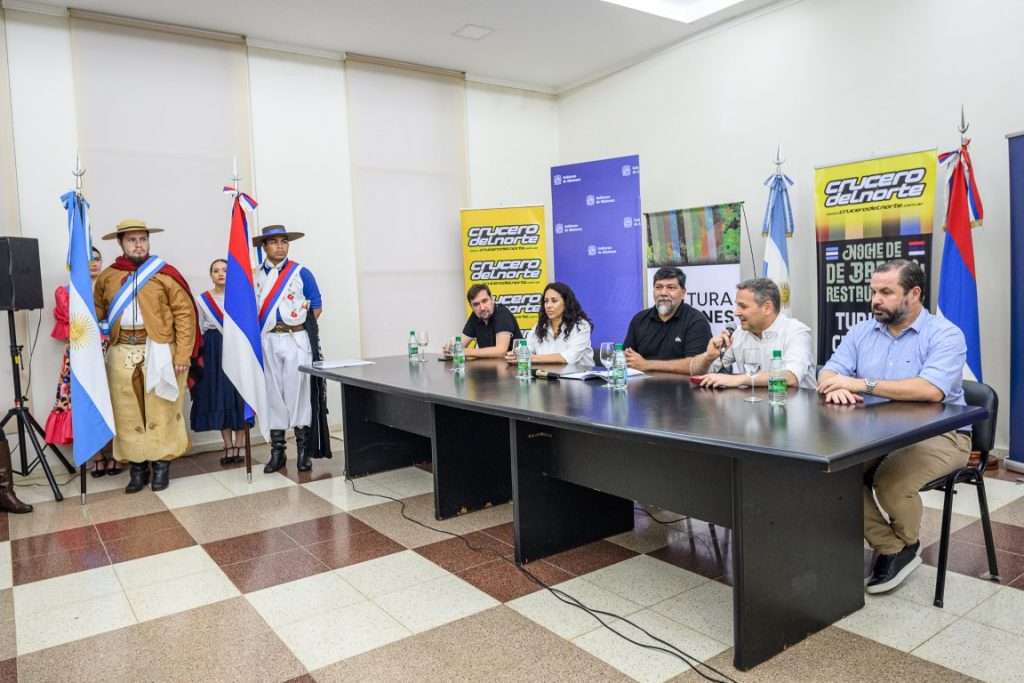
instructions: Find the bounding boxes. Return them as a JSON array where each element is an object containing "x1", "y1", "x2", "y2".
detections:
[{"x1": 312, "y1": 359, "x2": 375, "y2": 369}]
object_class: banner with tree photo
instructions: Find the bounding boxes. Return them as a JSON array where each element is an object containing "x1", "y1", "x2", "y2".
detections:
[{"x1": 644, "y1": 202, "x2": 742, "y2": 335}]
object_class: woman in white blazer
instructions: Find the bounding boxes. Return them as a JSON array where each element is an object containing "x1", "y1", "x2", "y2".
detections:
[{"x1": 506, "y1": 282, "x2": 594, "y2": 366}]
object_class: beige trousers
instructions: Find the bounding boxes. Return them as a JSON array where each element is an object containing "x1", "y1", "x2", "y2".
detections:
[
  {"x1": 863, "y1": 430, "x2": 971, "y2": 555},
  {"x1": 106, "y1": 342, "x2": 190, "y2": 463}
]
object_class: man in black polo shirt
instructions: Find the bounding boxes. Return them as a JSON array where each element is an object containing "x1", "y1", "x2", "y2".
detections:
[
  {"x1": 445, "y1": 284, "x2": 523, "y2": 358},
  {"x1": 623, "y1": 266, "x2": 712, "y2": 374}
]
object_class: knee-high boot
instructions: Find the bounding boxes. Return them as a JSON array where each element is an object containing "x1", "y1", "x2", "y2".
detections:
[
  {"x1": 264, "y1": 430, "x2": 287, "y2": 473},
  {"x1": 0, "y1": 439, "x2": 33, "y2": 513},
  {"x1": 295, "y1": 427, "x2": 311, "y2": 472}
]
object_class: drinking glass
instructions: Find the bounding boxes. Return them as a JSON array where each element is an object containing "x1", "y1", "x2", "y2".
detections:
[
  {"x1": 599, "y1": 342, "x2": 615, "y2": 386},
  {"x1": 741, "y1": 347, "x2": 762, "y2": 403},
  {"x1": 416, "y1": 330, "x2": 430, "y2": 361}
]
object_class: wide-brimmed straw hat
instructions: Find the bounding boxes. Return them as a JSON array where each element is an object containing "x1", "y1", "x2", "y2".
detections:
[
  {"x1": 102, "y1": 218, "x2": 164, "y2": 241},
  {"x1": 252, "y1": 224, "x2": 305, "y2": 247}
]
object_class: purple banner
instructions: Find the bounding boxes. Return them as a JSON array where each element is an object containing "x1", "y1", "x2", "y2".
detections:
[{"x1": 551, "y1": 155, "x2": 643, "y2": 344}]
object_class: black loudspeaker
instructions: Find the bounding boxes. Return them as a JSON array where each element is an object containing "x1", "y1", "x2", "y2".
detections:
[{"x1": 0, "y1": 236, "x2": 44, "y2": 311}]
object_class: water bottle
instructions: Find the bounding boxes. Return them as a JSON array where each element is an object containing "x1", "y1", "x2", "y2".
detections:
[
  {"x1": 407, "y1": 330, "x2": 418, "y2": 361},
  {"x1": 516, "y1": 339, "x2": 531, "y2": 380},
  {"x1": 452, "y1": 336, "x2": 466, "y2": 375},
  {"x1": 768, "y1": 349, "x2": 787, "y2": 405},
  {"x1": 611, "y1": 343, "x2": 627, "y2": 390}
]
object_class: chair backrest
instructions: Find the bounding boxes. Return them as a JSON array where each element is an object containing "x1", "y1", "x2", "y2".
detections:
[{"x1": 962, "y1": 380, "x2": 998, "y2": 454}]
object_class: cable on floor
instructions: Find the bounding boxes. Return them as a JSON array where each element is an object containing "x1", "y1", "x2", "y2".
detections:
[{"x1": 345, "y1": 472, "x2": 739, "y2": 683}]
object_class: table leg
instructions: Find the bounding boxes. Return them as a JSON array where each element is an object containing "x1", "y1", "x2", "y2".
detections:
[
  {"x1": 731, "y1": 459, "x2": 863, "y2": 670},
  {"x1": 341, "y1": 385, "x2": 431, "y2": 476},
  {"x1": 432, "y1": 404, "x2": 512, "y2": 519}
]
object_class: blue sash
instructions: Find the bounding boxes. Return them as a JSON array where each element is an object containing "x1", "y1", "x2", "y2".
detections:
[{"x1": 99, "y1": 256, "x2": 165, "y2": 335}]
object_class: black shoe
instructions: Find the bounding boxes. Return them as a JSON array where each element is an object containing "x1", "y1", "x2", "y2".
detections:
[
  {"x1": 227, "y1": 447, "x2": 245, "y2": 465},
  {"x1": 295, "y1": 427, "x2": 311, "y2": 472},
  {"x1": 151, "y1": 461, "x2": 170, "y2": 492},
  {"x1": 125, "y1": 462, "x2": 150, "y2": 494},
  {"x1": 866, "y1": 542, "x2": 922, "y2": 594},
  {"x1": 263, "y1": 430, "x2": 287, "y2": 473}
]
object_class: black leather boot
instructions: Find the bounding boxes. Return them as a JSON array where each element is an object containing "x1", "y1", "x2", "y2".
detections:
[
  {"x1": 263, "y1": 430, "x2": 287, "y2": 473},
  {"x1": 0, "y1": 438, "x2": 32, "y2": 513},
  {"x1": 151, "y1": 461, "x2": 170, "y2": 492},
  {"x1": 125, "y1": 461, "x2": 150, "y2": 494},
  {"x1": 295, "y1": 427, "x2": 311, "y2": 472}
]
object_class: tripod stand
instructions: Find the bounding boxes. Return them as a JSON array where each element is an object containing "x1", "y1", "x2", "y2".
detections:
[{"x1": 1, "y1": 309, "x2": 75, "y2": 502}]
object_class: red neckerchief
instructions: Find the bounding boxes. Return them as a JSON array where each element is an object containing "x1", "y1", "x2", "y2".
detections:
[{"x1": 111, "y1": 255, "x2": 204, "y2": 364}]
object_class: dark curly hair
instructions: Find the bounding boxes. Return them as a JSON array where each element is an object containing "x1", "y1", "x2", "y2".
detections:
[{"x1": 534, "y1": 282, "x2": 593, "y2": 342}]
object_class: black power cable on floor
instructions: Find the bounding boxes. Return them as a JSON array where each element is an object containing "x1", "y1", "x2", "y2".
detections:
[{"x1": 344, "y1": 472, "x2": 739, "y2": 683}]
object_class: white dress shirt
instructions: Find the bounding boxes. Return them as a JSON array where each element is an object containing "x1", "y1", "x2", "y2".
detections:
[
  {"x1": 712, "y1": 314, "x2": 816, "y2": 389},
  {"x1": 525, "y1": 320, "x2": 594, "y2": 366}
]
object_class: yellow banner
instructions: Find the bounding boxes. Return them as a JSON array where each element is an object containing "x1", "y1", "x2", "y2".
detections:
[
  {"x1": 814, "y1": 150, "x2": 937, "y2": 242},
  {"x1": 460, "y1": 206, "x2": 547, "y2": 330}
]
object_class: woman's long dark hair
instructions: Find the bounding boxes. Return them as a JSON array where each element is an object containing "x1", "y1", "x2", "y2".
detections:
[{"x1": 535, "y1": 281, "x2": 593, "y2": 342}]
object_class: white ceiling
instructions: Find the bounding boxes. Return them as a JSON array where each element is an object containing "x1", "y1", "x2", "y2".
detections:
[{"x1": 40, "y1": 0, "x2": 788, "y2": 92}]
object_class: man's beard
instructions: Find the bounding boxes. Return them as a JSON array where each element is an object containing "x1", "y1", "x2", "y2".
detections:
[
  {"x1": 873, "y1": 302, "x2": 908, "y2": 325},
  {"x1": 127, "y1": 254, "x2": 148, "y2": 265},
  {"x1": 656, "y1": 299, "x2": 675, "y2": 315}
]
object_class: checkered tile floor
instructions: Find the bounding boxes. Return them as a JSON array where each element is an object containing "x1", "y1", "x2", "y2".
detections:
[{"x1": 2, "y1": 440, "x2": 1023, "y2": 682}]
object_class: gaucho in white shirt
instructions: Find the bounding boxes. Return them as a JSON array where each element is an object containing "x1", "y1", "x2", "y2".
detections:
[
  {"x1": 506, "y1": 282, "x2": 595, "y2": 367},
  {"x1": 690, "y1": 277, "x2": 816, "y2": 390}
]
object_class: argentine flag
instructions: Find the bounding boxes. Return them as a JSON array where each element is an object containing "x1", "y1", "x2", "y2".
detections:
[
  {"x1": 221, "y1": 187, "x2": 269, "y2": 440},
  {"x1": 61, "y1": 192, "x2": 115, "y2": 466},
  {"x1": 762, "y1": 172, "x2": 795, "y2": 313}
]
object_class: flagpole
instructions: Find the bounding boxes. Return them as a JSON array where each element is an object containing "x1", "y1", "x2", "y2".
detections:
[{"x1": 229, "y1": 157, "x2": 255, "y2": 484}]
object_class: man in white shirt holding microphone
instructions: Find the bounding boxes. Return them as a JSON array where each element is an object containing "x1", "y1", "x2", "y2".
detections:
[{"x1": 690, "y1": 277, "x2": 816, "y2": 390}]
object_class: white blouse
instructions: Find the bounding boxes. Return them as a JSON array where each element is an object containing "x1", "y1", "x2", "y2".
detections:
[{"x1": 525, "y1": 320, "x2": 594, "y2": 366}]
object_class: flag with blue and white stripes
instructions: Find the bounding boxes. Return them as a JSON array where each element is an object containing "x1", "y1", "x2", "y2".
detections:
[
  {"x1": 61, "y1": 191, "x2": 115, "y2": 466},
  {"x1": 762, "y1": 172, "x2": 795, "y2": 312}
]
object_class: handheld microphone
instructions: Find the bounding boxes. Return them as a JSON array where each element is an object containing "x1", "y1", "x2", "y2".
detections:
[
  {"x1": 532, "y1": 369, "x2": 560, "y2": 380},
  {"x1": 721, "y1": 325, "x2": 736, "y2": 374}
]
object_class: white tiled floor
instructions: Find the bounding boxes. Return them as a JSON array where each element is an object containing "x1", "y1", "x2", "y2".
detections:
[
  {"x1": 15, "y1": 590, "x2": 136, "y2": 655},
  {"x1": 155, "y1": 472, "x2": 235, "y2": 509},
  {"x1": 649, "y1": 579, "x2": 735, "y2": 646},
  {"x1": 572, "y1": 608, "x2": 729, "y2": 683},
  {"x1": 302, "y1": 477, "x2": 400, "y2": 511},
  {"x1": 112, "y1": 545, "x2": 220, "y2": 590},
  {"x1": 362, "y1": 467, "x2": 435, "y2": 498},
  {"x1": 509, "y1": 576, "x2": 644, "y2": 640},
  {"x1": 837, "y1": 593, "x2": 959, "y2": 652},
  {"x1": 372, "y1": 573, "x2": 499, "y2": 633},
  {"x1": 273, "y1": 599, "x2": 411, "y2": 671},
  {"x1": 582, "y1": 555, "x2": 708, "y2": 608},
  {"x1": 335, "y1": 549, "x2": 450, "y2": 599},
  {"x1": 963, "y1": 587, "x2": 1024, "y2": 637},
  {"x1": 890, "y1": 563, "x2": 1003, "y2": 616},
  {"x1": 208, "y1": 468, "x2": 295, "y2": 496},
  {"x1": 246, "y1": 572, "x2": 366, "y2": 629},
  {"x1": 124, "y1": 567, "x2": 239, "y2": 622},
  {"x1": 13, "y1": 565, "x2": 123, "y2": 615},
  {"x1": 0, "y1": 541, "x2": 10, "y2": 590},
  {"x1": 913, "y1": 618, "x2": 1024, "y2": 683},
  {"x1": 921, "y1": 476, "x2": 1024, "y2": 517}
]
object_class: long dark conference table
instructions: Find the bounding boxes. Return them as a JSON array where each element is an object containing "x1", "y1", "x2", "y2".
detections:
[{"x1": 304, "y1": 355, "x2": 985, "y2": 670}]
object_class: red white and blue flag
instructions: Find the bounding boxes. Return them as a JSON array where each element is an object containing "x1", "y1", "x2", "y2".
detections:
[
  {"x1": 938, "y1": 142, "x2": 984, "y2": 381},
  {"x1": 221, "y1": 186, "x2": 269, "y2": 439}
]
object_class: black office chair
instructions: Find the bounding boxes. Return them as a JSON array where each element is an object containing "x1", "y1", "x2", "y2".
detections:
[{"x1": 919, "y1": 379, "x2": 1000, "y2": 608}]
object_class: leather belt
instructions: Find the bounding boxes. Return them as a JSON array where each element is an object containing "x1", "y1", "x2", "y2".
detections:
[
  {"x1": 117, "y1": 329, "x2": 147, "y2": 345},
  {"x1": 269, "y1": 322, "x2": 305, "y2": 334}
]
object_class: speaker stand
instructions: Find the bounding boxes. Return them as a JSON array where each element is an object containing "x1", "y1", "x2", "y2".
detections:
[{"x1": 1, "y1": 310, "x2": 74, "y2": 502}]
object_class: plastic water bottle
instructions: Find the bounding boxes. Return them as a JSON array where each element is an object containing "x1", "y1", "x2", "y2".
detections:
[
  {"x1": 611, "y1": 343, "x2": 627, "y2": 390},
  {"x1": 768, "y1": 349, "x2": 787, "y2": 405},
  {"x1": 407, "y1": 330, "x2": 418, "y2": 361},
  {"x1": 516, "y1": 339, "x2": 531, "y2": 380},
  {"x1": 452, "y1": 336, "x2": 466, "y2": 375}
]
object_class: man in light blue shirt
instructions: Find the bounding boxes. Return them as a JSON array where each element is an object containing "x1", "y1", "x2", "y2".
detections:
[{"x1": 819, "y1": 259, "x2": 971, "y2": 595}]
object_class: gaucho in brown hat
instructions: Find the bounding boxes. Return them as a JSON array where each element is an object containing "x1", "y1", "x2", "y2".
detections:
[{"x1": 93, "y1": 219, "x2": 201, "y2": 493}]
